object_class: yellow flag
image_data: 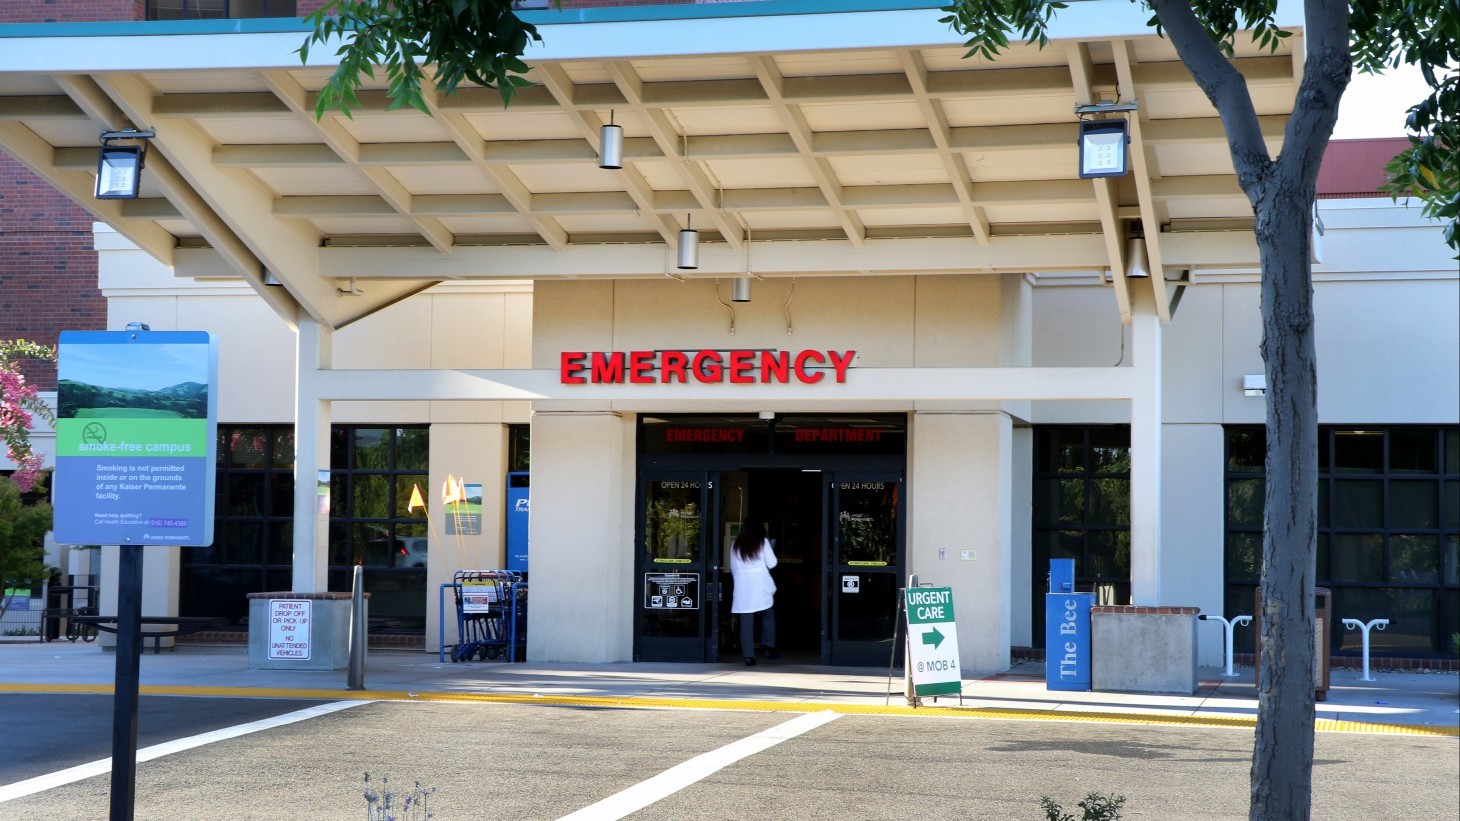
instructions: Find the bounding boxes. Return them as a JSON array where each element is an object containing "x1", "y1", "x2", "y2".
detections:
[
  {"x1": 441, "y1": 474, "x2": 463, "y2": 505},
  {"x1": 407, "y1": 484, "x2": 426, "y2": 513}
]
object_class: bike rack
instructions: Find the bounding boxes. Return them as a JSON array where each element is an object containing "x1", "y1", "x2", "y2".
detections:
[
  {"x1": 1341, "y1": 617, "x2": 1390, "y2": 681},
  {"x1": 1199, "y1": 613, "x2": 1253, "y2": 678}
]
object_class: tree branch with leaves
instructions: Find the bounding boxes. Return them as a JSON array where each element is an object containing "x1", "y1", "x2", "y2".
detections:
[
  {"x1": 1, "y1": 340, "x2": 56, "y2": 493},
  {"x1": 299, "y1": 0, "x2": 560, "y2": 119}
]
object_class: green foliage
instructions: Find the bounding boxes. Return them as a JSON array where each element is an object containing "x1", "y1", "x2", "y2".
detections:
[
  {"x1": 938, "y1": 0, "x2": 1068, "y2": 61},
  {"x1": 57, "y1": 379, "x2": 207, "y2": 420},
  {"x1": 300, "y1": 0, "x2": 560, "y2": 119},
  {"x1": 1040, "y1": 792, "x2": 1127, "y2": 821},
  {"x1": 0, "y1": 474, "x2": 52, "y2": 621},
  {"x1": 1350, "y1": 0, "x2": 1459, "y2": 252}
]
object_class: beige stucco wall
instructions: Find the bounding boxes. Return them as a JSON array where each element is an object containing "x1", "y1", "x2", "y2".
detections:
[
  {"x1": 529, "y1": 273, "x2": 1030, "y2": 668},
  {"x1": 81, "y1": 196, "x2": 1459, "y2": 670},
  {"x1": 97, "y1": 229, "x2": 534, "y2": 642}
]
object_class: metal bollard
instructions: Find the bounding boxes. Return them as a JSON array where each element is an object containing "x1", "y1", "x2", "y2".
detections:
[
  {"x1": 347, "y1": 565, "x2": 366, "y2": 691},
  {"x1": 1341, "y1": 618, "x2": 1389, "y2": 681},
  {"x1": 1199, "y1": 614, "x2": 1253, "y2": 678}
]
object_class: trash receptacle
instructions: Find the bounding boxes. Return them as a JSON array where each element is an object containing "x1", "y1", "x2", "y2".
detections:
[{"x1": 1254, "y1": 586, "x2": 1331, "y2": 701}]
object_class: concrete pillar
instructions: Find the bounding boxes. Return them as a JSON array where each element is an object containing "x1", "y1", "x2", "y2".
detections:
[
  {"x1": 909, "y1": 410, "x2": 1013, "y2": 674},
  {"x1": 1008, "y1": 424, "x2": 1034, "y2": 648},
  {"x1": 1162, "y1": 423, "x2": 1227, "y2": 665},
  {"x1": 1129, "y1": 290, "x2": 1163, "y2": 606},
  {"x1": 291, "y1": 314, "x2": 332, "y2": 593},
  {"x1": 425, "y1": 422, "x2": 509, "y2": 650},
  {"x1": 526, "y1": 410, "x2": 633, "y2": 663}
]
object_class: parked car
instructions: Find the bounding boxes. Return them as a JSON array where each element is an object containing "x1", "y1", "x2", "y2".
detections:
[{"x1": 396, "y1": 537, "x2": 428, "y2": 568}]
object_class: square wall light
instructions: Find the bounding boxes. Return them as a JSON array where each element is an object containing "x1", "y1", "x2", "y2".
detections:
[
  {"x1": 1078, "y1": 119, "x2": 1130, "y2": 179},
  {"x1": 95, "y1": 144, "x2": 144, "y2": 199}
]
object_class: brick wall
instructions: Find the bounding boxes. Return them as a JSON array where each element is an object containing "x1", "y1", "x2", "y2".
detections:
[
  {"x1": 0, "y1": 0, "x2": 143, "y2": 23},
  {"x1": 0, "y1": 156, "x2": 104, "y2": 390}
]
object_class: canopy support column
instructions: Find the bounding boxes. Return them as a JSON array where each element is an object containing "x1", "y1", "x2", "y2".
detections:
[
  {"x1": 1129, "y1": 288, "x2": 1163, "y2": 605},
  {"x1": 292, "y1": 314, "x2": 333, "y2": 593}
]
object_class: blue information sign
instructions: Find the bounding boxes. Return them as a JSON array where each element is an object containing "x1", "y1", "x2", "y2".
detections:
[
  {"x1": 52, "y1": 331, "x2": 218, "y2": 547},
  {"x1": 1045, "y1": 592, "x2": 1093, "y2": 691},
  {"x1": 506, "y1": 471, "x2": 529, "y2": 573}
]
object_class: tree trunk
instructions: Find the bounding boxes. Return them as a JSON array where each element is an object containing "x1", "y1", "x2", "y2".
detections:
[{"x1": 1249, "y1": 182, "x2": 1320, "y2": 821}]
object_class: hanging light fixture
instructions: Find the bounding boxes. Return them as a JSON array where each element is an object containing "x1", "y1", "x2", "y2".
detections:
[
  {"x1": 1124, "y1": 236, "x2": 1151, "y2": 279},
  {"x1": 677, "y1": 215, "x2": 699, "y2": 270},
  {"x1": 1074, "y1": 100, "x2": 1137, "y2": 179},
  {"x1": 95, "y1": 128, "x2": 155, "y2": 200},
  {"x1": 599, "y1": 111, "x2": 623, "y2": 170},
  {"x1": 732, "y1": 276, "x2": 751, "y2": 302},
  {"x1": 732, "y1": 227, "x2": 752, "y2": 301}
]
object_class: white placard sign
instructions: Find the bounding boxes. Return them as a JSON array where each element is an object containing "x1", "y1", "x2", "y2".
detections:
[{"x1": 268, "y1": 599, "x2": 312, "y2": 660}]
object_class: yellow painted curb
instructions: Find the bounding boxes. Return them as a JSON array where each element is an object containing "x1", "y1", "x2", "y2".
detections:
[{"x1": 2, "y1": 682, "x2": 1455, "y2": 738}]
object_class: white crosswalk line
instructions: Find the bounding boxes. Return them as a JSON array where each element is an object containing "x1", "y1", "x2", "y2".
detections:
[
  {"x1": 558, "y1": 709, "x2": 841, "y2": 821},
  {"x1": 0, "y1": 699, "x2": 371, "y2": 804}
]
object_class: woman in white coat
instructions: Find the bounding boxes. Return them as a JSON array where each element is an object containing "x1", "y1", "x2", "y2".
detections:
[{"x1": 729, "y1": 518, "x2": 778, "y2": 666}]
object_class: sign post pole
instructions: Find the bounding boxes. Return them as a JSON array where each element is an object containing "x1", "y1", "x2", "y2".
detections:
[
  {"x1": 109, "y1": 544, "x2": 143, "y2": 821},
  {"x1": 53, "y1": 329, "x2": 219, "y2": 821}
]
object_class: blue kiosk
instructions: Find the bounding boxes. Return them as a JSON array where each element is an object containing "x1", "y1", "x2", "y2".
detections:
[{"x1": 1045, "y1": 558, "x2": 1093, "y2": 691}]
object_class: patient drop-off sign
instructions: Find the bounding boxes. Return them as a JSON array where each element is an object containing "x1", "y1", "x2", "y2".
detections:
[{"x1": 268, "y1": 600, "x2": 312, "y2": 660}]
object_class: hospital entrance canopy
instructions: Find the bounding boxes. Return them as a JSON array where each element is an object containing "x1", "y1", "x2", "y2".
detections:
[{"x1": 0, "y1": 0, "x2": 1301, "y2": 331}]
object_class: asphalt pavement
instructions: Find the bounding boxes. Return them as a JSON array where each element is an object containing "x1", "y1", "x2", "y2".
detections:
[
  {"x1": 3, "y1": 700, "x2": 1456, "y2": 820},
  {"x1": 0, "y1": 642, "x2": 1454, "y2": 730},
  {"x1": 0, "y1": 642, "x2": 1455, "y2": 820}
]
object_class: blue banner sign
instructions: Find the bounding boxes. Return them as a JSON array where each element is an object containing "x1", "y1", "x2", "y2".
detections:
[
  {"x1": 52, "y1": 330, "x2": 218, "y2": 547},
  {"x1": 1045, "y1": 592, "x2": 1093, "y2": 691},
  {"x1": 506, "y1": 471, "x2": 529, "y2": 573}
]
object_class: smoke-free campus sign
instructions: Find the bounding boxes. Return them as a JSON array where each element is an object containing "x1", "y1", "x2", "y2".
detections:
[{"x1": 52, "y1": 331, "x2": 218, "y2": 547}]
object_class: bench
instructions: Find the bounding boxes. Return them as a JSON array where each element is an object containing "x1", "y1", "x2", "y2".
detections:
[{"x1": 68, "y1": 616, "x2": 229, "y2": 654}]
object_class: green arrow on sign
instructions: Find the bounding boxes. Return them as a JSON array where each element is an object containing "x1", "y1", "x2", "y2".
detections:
[{"x1": 921, "y1": 626, "x2": 945, "y2": 649}]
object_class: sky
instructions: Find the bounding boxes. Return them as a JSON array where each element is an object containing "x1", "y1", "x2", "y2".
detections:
[
  {"x1": 60, "y1": 343, "x2": 208, "y2": 392},
  {"x1": 1333, "y1": 65, "x2": 1429, "y2": 140}
]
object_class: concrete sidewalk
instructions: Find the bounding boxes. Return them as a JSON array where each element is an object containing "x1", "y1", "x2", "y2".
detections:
[{"x1": 1, "y1": 642, "x2": 1455, "y2": 734}]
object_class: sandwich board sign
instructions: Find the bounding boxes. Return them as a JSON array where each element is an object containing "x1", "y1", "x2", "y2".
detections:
[{"x1": 905, "y1": 586, "x2": 961, "y2": 697}]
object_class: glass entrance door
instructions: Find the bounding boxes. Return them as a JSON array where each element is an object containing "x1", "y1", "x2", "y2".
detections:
[
  {"x1": 826, "y1": 473, "x2": 904, "y2": 667},
  {"x1": 635, "y1": 472, "x2": 720, "y2": 662}
]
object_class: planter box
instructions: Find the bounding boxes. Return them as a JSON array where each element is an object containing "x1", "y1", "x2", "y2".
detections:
[
  {"x1": 1091, "y1": 606, "x2": 1199, "y2": 694},
  {"x1": 246, "y1": 592, "x2": 367, "y2": 672}
]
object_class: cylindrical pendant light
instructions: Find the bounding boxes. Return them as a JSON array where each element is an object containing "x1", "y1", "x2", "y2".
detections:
[
  {"x1": 599, "y1": 111, "x2": 623, "y2": 170},
  {"x1": 677, "y1": 215, "x2": 699, "y2": 269},
  {"x1": 1124, "y1": 236, "x2": 1151, "y2": 279},
  {"x1": 732, "y1": 276, "x2": 752, "y2": 302}
]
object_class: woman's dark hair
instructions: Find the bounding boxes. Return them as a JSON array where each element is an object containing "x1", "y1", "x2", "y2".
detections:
[{"x1": 732, "y1": 518, "x2": 766, "y2": 561}]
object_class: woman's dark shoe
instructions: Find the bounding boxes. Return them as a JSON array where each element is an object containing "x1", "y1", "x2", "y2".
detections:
[
  {"x1": 762, "y1": 647, "x2": 779, "y2": 660},
  {"x1": 743, "y1": 657, "x2": 756, "y2": 666}
]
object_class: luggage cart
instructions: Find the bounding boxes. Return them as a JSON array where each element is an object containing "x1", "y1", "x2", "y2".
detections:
[{"x1": 450, "y1": 570, "x2": 523, "y2": 662}]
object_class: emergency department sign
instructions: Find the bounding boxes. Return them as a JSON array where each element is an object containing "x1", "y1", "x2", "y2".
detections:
[
  {"x1": 52, "y1": 331, "x2": 218, "y2": 546},
  {"x1": 905, "y1": 586, "x2": 962, "y2": 697}
]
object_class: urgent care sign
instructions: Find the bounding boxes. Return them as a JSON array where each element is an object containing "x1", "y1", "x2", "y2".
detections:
[{"x1": 561, "y1": 349, "x2": 856, "y2": 385}]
